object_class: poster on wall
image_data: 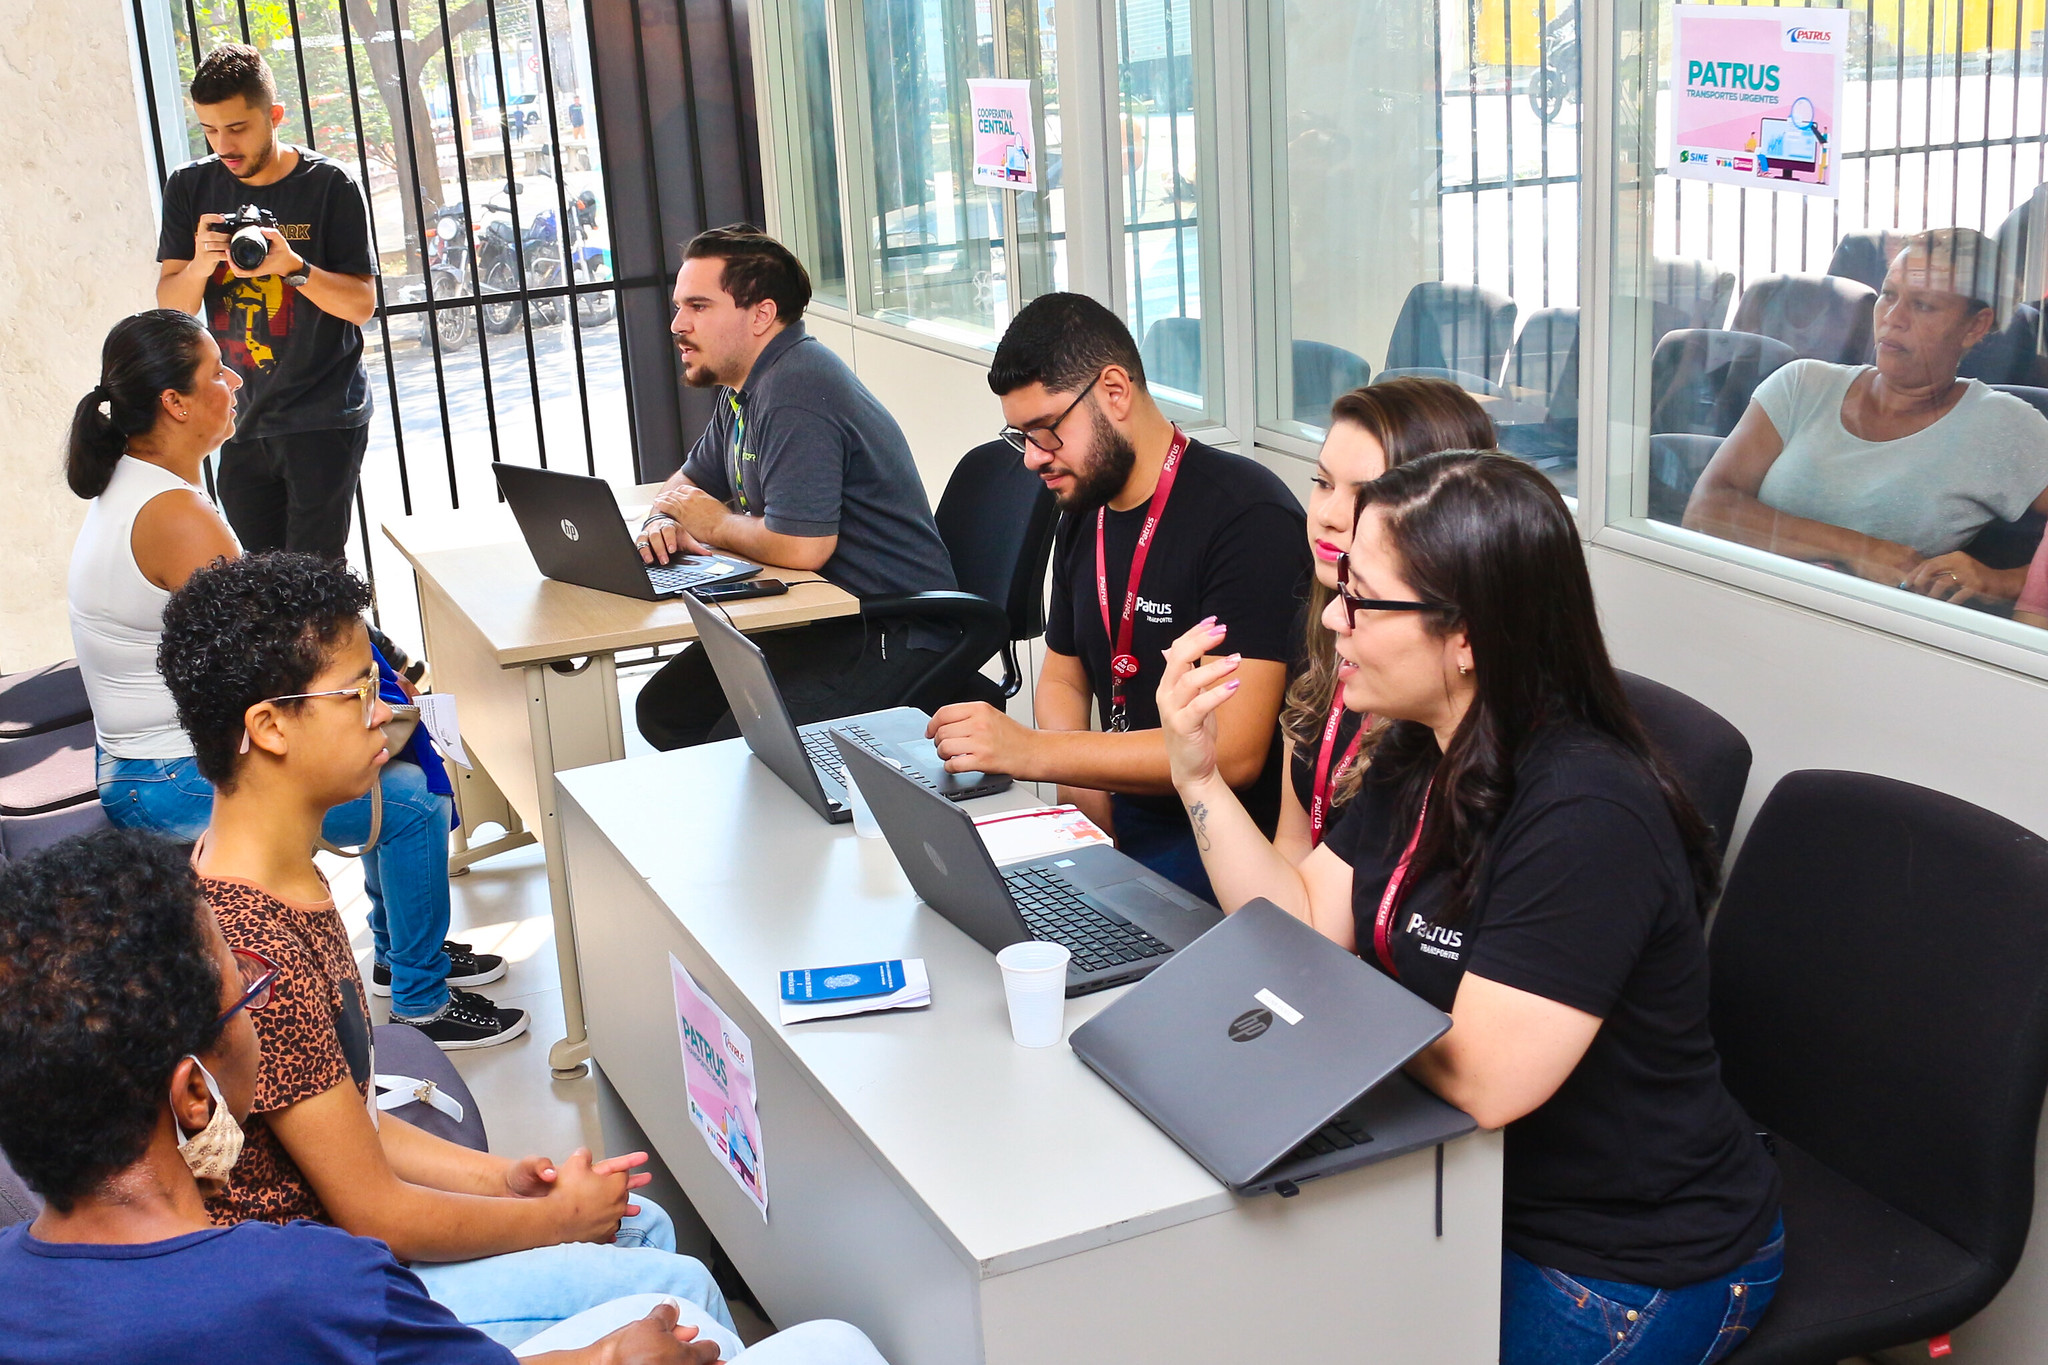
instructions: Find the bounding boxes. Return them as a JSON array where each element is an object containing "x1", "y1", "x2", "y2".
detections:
[
  {"x1": 967, "y1": 78, "x2": 1038, "y2": 191},
  {"x1": 670, "y1": 955, "x2": 767, "y2": 1220},
  {"x1": 1668, "y1": 5, "x2": 1848, "y2": 199}
]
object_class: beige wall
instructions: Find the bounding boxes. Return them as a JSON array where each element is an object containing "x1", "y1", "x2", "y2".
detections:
[{"x1": 0, "y1": 0, "x2": 161, "y2": 670}]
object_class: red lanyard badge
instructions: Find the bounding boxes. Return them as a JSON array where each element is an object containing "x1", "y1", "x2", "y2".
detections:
[
  {"x1": 1095, "y1": 426, "x2": 1189, "y2": 731},
  {"x1": 1371, "y1": 785, "x2": 1432, "y2": 979},
  {"x1": 1308, "y1": 693, "x2": 1367, "y2": 848}
]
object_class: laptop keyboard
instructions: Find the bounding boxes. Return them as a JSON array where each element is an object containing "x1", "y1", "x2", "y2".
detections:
[
  {"x1": 646, "y1": 558, "x2": 736, "y2": 593},
  {"x1": 802, "y1": 725, "x2": 941, "y2": 793},
  {"x1": 1281, "y1": 1111, "x2": 1374, "y2": 1166},
  {"x1": 1005, "y1": 866, "x2": 1173, "y2": 974}
]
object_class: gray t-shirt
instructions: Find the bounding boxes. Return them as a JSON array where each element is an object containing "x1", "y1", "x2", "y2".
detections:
[
  {"x1": 1753, "y1": 360, "x2": 2048, "y2": 555},
  {"x1": 682, "y1": 323, "x2": 957, "y2": 648}
]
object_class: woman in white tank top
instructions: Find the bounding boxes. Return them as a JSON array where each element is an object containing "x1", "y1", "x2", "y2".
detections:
[{"x1": 66, "y1": 311, "x2": 511, "y2": 1046}]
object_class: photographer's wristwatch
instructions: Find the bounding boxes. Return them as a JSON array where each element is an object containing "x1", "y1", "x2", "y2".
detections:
[{"x1": 282, "y1": 266, "x2": 311, "y2": 288}]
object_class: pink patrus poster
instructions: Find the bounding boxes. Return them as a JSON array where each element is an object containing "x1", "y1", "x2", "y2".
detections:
[
  {"x1": 1669, "y1": 5, "x2": 1847, "y2": 198},
  {"x1": 670, "y1": 955, "x2": 767, "y2": 1220},
  {"x1": 968, "y1": 78, "x2": 1037, "y2": 191}
]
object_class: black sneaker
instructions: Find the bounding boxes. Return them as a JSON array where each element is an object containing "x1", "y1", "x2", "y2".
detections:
[
  {"x1": 370, "y1": 940, "x2": 507, "y2": 997},
  {"x1": 398, "y1": 989, "x2": 530, "y2": 1051}
]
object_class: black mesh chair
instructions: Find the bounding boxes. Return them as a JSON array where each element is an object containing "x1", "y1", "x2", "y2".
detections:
[
  {"x1": 1647, "y1": 433, "x2": 1725, "y2": 525},
  {"x1": 1824, "y1": 229, "x2": 1910, "y2": 294},
  {"x1": 1732, "y1": 274, "x2": 1878, "y2": 365},
  {"x1": 1615, "y1": 671, "x2": 1750, "y2": 864},
  {"x1": 1652, "y1": 256, "x2": 1738, "y2": 338},
  {"x1": 864, "y1": 440, "x2": 1060, "y2": 713},
  {"x1": 1959, "y1": 301, "x2": 2048, "y2": 387},
  {"x1": 1291, "y1": 340, "x2": 1373, "y2": 425},
  {"x1": 1650, "y1": 329, "x2": 1796, "y2": 437},
  {"x1": 1495, "y1": 307, "x2": 1581, "y2": 467},
  {"x1": 0, "y1": 662, "x2": 92, "y2": 740},
  {"x1": 1384, "y1": 282, "x2": 1518, "y2": 393},
  {"x1": 0, "y1": 722, "x2": 97, "y2": 819},
  {"x1": 1712, "y1": 771, "x2": 2048, "y2": 1364},
  {"x1": 1139, "y1": 316, "x2": 1204, "y2": 398}
]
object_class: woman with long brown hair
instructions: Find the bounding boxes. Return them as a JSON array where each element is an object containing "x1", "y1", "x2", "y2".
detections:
[{"x1": 1273, "y1": 378, "x2": 1498, "y2": 864}]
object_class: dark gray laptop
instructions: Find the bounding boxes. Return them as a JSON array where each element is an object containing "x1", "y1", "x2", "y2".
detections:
[
  {"x1": 1070, "y1": 899, "x2": 1474, "y2": 1196},
  {"x1": 835, "y1": 735, "x2": 1223, "y2": 995},
  {"x1": 685, "y1": 595, "x2": 1009, "y2": 824},
  {"x1": 494, "y1": 463, "x2": 758, "y2": 600}
]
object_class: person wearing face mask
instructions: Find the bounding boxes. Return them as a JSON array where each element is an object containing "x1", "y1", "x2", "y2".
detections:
[
  {"x1": 0, "y1": 828, "x2": 740, "y2": 1364},
  {"x1": 1273, "y1": 379, "x2": 1497, "y2": 865},
  {"x1": 1156, "y1": 453, "x2": 1783, "y2": 1365}
]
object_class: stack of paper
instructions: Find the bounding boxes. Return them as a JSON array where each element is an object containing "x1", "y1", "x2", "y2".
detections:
[
  {"x1": 972, "y1": 804, "x2": 1113, "y2": 865},
  {"x1": 778, "y1": 958, "x2": 931, "y2": 1025}
]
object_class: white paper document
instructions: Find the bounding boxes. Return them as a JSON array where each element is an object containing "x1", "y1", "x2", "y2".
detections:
[
  {"x1": 778, "y1": 958, "x2": 932, "y2": 1026},
  {"x1": 972, "y1": 804, "x2": 1113, "y2": 865},
  {"x1": 413, "y1": 692, "x2": 472, "y2": 769}
]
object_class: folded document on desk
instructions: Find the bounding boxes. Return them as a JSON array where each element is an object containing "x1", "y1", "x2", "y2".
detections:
[
  {"x1": 972, "y1": 804, "x2": 1112, "y2": 865},
  {"x1": 779, "y1": 958, "x2": 931, "y2": 1024}
]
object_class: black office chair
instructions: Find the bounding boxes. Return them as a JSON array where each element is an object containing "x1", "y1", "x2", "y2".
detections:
[
  {"x1": 0, "y1": 661, "x2": 92, "y2": 739},
  {"x1": 862, "y1": 440, "x2": 1060, "y2": 714},
  {"x1": 1712, "y1": 771, "x2": 2048, "y2": 1364},
  {"x1": 1959, "y1": 301, "x2": 2047, "y2": 386},
  {"x1": 1732, "y1": 274, "x2": 1877, "y2": 365},
  {"x1": 1652, "y1": 255, "x2": 1738, "y2": 339},
  {"x1": 1384, "y1": 282, "x2": 1518, "y2": 393},
  {"x1": 1646, "y1": 433, "x2": 1724, "y2": 525},
  {"x1": 1139, "y1": 316, "x2": 1204, "y2": 398},
  {"x1": 1615, "y1": 671, "x2": 1750, "y2": 864},
  {"x1": 1291, "y1": 340, "x2": 1373, "y2": 426},
  {"x1": 1650, "y1": 329, "x2": 1796, "y2": 438},
  {"x1": 1494, "y1": 308, "x2": 1581, "y2": 468},
  {"x1": 1824, "y1": 229, "x2": 1910, "y2": 294},
  {"x1": 0, "y1": 722, "x2": 97, "y2": 819}
]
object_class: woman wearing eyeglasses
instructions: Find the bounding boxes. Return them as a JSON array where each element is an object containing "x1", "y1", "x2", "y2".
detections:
[
  {"x1": 65, "y1": 311, "x2": 514, "y2": 1050},
  {"x1": 1156, "y1": 452, "x2": 1783, "y2": 1365},
  {"x1": 1272, "y1": 378, "x2": 1497, "y2": 865}
]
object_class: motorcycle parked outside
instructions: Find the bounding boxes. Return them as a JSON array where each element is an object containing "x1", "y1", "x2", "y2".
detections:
[
  {"x1": 476, "y1": 180, "x2": 615, "y2": 335},
  {"x1": 1527, "y1": 2, "x2": 1580, "y2": 125},
  {"x1": 413, "y1": 202, "x2": 476, "y2": 350}
]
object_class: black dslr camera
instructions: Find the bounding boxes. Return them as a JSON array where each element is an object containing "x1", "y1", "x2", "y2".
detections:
[{"x1": 217, "y1": 204, "x2": 280, "y2": 272}]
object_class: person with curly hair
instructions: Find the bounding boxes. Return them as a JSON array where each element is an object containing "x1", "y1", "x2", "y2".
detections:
[
  {"x1": 0, "y1": 828, "x2": 735, "y2": 1364},
  {"x1": 69, "y1": 311, "x2": 509, "y2": 1048}
]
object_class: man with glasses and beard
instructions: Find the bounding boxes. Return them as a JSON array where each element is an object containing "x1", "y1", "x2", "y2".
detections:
[{"x1": 925, "y1": 294, "x2": 1310, "y2": 899}]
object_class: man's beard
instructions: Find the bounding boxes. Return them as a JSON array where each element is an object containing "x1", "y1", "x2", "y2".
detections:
[
  {"x1": 1056, "y1": 408, "x2": 1138, "y2": 512},
  {"x1": 679, "y1": 353, "x2": 721, "y2": 388},
  {"x1": 228, "y1": 138, "x2": 276, "y2": 180}
]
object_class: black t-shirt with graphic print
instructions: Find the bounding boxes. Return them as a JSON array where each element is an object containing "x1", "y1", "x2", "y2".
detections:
[
  {"x1": 1323, "y1": 723, "x2": 1781, "y2": 1287},
  {"x1": 157, "y1": 150, "x2": 375, "y2": 438},
  {"x1": 1045, "y1": 438, "x2": 1309, "y2": 831}
]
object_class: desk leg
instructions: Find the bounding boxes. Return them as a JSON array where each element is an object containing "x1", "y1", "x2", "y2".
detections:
[{"x1": 524, "y1": 655, "x2": 627, "y2": 1079}]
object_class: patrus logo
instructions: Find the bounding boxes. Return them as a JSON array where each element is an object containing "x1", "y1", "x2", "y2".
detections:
[
  {"x1": 1228, "y1": 1007, "x2": 1274, "y2": 1042},
  {"x1": 560, "y1": 518, "x2": 581, "y2": 542}
]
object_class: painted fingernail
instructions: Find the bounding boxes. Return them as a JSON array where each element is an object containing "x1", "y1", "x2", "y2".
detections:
[
  {"x1": 1226, "y1": 679, "x2": 1241, "y2": 691},
  {"x1": 1208, "y1": 623, "x2": 1228, "y2": 635},
  {"x1": 1197, "y1": 615, "x2": 1217, "y2": 628},
  {"x1": 1229, "y1": 653, "x2": 1242, "y2": 663}
]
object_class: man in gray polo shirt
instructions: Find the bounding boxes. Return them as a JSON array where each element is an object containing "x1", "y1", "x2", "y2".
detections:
[{"x1": 634, "y1": 225, "x2": 959, "y2": 749}]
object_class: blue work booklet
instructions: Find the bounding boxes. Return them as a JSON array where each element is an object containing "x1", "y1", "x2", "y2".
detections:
[{"x1": 781, "y1": 959, "x2": 907, "y2": 1003}]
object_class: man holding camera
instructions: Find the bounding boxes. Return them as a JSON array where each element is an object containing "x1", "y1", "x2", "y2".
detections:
[{"x1": 156, "y1": 44, "x2": 378, "y2": 562}]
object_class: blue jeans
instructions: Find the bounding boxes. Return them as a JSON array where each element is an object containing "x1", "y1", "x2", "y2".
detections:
[
  {"x1": 98, "y1": 751, "x2": 455, "y2": 1017},
  {"x1": 412, "y1": 1200, "x2": 739, "y2": 1351},
  {"x1": 1501, "y1": 1216, "x2": 1785, "y2": 1365},
  {"x1": 1109, "y1": 795, "x2": 1216, "y2": 902}
]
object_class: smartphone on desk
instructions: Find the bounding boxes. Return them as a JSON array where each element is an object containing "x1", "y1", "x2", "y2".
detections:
[{"x1": 692, "y1": 578, "x2": 788, "y2": 603}]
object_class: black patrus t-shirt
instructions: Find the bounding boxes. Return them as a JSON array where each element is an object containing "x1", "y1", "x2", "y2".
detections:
[
  {"x1": 1046, "y1": 438, "x2": 1310, "y2": 831},
  {"x1": 157, "y1": 150, "x2": 375, "y2": 438},
  {"x1": 1324, "y1": 725, "x2": 1782, "y2": 1287}
]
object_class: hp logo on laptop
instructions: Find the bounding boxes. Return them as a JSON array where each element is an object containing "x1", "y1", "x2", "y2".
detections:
[
  {"x1": 560, "y1": 518, "x2": 580, "y2": 541},
  {"x1": 922, "y1": 841, "x2": 948, "y2": 876},
  {"x1": 1228, "y1": 1008, "x2": 1274, "y2": 1043}
]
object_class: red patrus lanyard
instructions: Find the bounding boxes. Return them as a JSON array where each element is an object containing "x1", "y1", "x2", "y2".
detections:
[
  {"x1": 1371, "y1": 787, "x2": 1433, "y2": 979},
  {"x1": 1094, "y1": 426, "x2": 1189, "y2": 731},
  {"x1": 1307, "y1": 694, "x2": 1367, "y2": 848}
]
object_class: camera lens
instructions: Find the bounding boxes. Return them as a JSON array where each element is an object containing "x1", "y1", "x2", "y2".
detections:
[{"x1": 229, "y1": 226, "x2": 270, "y2": 272}]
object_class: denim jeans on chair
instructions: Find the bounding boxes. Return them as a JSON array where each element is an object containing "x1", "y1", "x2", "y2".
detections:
[
  {"x1": 1500, "y1": 1215, "x2": 1784, "y2": 1365},
  {"x1": 98, "y1": 750, "x2": 455, "y2": 1017},
  {"x1": 410, "y1": 1200, "x2": 739, "y2": 1350}
]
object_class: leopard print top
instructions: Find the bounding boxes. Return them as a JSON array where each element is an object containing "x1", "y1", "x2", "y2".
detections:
[{"x1": 202, "y1": 873, "x2": 372, "y2": 1228}]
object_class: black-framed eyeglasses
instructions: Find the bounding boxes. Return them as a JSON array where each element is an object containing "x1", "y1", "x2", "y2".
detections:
[
  {"x1": 215, "y1": 946, "x2": 280, "y2": 1027},
  {"x1": 998, "y1": 373, "x2": 1101, "y2": 454},
  {"x1": 239, "y1": 676, "x2": 381, "y2": 754},
  {"x1": 1333, "y1": 552, "x2": 1454, "y2": 629}
]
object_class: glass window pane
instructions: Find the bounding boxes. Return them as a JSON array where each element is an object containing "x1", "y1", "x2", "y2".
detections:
[
  {"x1": 1259, "y1": 0, "x2": 1582, "y2": 495},
  {"x1": 787, "y1": 0, "x2": 848, "y2": 306},
  {"x1": 1119, "y1": 0, "x2": 1212, "y2": 417},
  {"x1": 1614, "y1": 0, "x2": 2048, "y2": 647}
]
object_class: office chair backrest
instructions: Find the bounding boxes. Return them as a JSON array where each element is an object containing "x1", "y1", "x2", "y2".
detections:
[
  {"x1": 933, "y1": 440, "x2": 1060, "y2": 647},
  {"x1": 1732, "y1": 273, "x2": 1878, "y2": 365},
  {"x1": 1959, "y1": 301, "x2": 2046, "y2": 387},
  {"x1": 1615, "y1": 671, "x2": 1750, "y2": 864},
  {"x1": 1645, "y1": 433, "x2": 1724, "y2": 524},
  {"x1": 1993, "y1": 188, "x2": 2046, "y2": 314},
  {"x1": 1505, "y1": 307, "x2": 1580, "y2": 421},
  {"x1": 1651, "y1": 256, "x2": 1738, "y2": 333},
  {"x1": 1140, "y1": 316, "x2": 1205, "y2": 399},
  {"x1": 1649, "y1": 329, "x2": 1796, "y2": 437},
  {"x1": 0, "y1": 1146, "x2": 39, "y2": 1230},
  {"x1": 1291, "y1": 340, "x2": 1373, "y2": 426},
  {"x1": 1384, "y1": 282, "x2": 1518, "y2": 388},
  {"x1": 1710, "y1": 770, "x2": 2048, "y2": 1272},
  {"x1": 1825, "y1": 229, "x2": 1910, "y2": 294}
]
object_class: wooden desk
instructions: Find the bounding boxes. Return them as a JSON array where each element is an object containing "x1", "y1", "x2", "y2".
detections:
[
  {"x1": 557, "y1": 741, "x2": 1504, "y2": 1365},
  {"x1": 382, "y1": 486, "x2": 859, "y2": 1075}
]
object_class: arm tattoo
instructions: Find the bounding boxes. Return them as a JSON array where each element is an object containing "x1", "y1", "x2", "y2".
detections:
[{"x1": 1189, "y1": 800, "x2": 1212, "y2": 851}]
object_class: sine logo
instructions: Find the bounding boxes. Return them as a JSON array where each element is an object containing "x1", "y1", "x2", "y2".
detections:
[{"x1": 560, "y1": 518, "x2": 580, "y2": 542}]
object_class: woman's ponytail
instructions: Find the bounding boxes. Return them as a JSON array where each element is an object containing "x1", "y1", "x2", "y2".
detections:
[{"x1": 64, "y1": 310, "x2": 211, "y2": 501}]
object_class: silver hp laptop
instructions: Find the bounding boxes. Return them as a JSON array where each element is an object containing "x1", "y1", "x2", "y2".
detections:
[
  {"x1": 684, "y1": 594, "x2": 1010, "y2": 824},
  {"x1": 1070, "y1": 900, "x2": 1474, "y2": 1196},
  {"x1": 835, "y1": 735, "x2": 1222, "y2": 995},
  {"x1": 494, "y1": 463, "x2": 758, "y2": 600}
]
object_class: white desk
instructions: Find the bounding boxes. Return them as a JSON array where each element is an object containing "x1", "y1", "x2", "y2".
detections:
[{"x1": 557, "y1": 741, "x2": 1504, "y2": 1365}]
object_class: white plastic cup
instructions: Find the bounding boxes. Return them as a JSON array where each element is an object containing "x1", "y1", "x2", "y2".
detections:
[
  {"x1": 840, "y1": 766, "x2": 884, "y2": 839},
  {"x1": 996, "y1": 941, "x2": 1072, "y2": 1048}
]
